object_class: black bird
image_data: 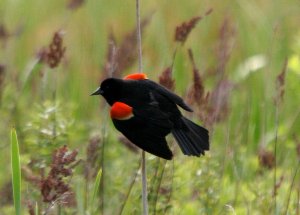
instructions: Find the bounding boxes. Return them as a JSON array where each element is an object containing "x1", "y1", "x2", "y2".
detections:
[{"x1": 91, "y1": 73, "x2": 209, "y2": 160}]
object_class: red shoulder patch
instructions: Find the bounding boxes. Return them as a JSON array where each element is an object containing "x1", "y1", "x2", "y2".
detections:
[
  {"x1": 123, "y1": 73, "x2": 148, "y2": 80},
  {"x1": 110, "y1": 102, "x2": 134, "y2": 120}
]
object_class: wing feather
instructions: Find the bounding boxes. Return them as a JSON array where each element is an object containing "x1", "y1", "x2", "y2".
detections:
[
  {"x1": 112, "y1": 101, "x2": 173, "y2": 160},
  {"x1": 144, "y1": 80, "x2": 193, "y2": 112}
]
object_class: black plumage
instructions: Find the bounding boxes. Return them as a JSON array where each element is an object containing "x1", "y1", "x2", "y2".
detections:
[{"x1": 91, "y1": 77, "x2": 209, "y2": 160}]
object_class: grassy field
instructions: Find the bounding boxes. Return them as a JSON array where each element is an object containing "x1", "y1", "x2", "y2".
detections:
[{"x1": 1, "y1": 0, "x2": 300, "y2": 214}]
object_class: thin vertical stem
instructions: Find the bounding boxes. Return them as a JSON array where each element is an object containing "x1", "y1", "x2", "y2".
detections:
[
  {"x1": 274, "y1": 104, "x2": 278, "y2": 213},
  {"x1": 100, "y1": 40, "x2": 117, "y2": 215},
  {"x1": 136, "y1": 0, "x2": 143, "y2": 72},
  {"x1": 136, "y1": 1, "x2": 148, "y2": 213},
  {"x1": 297, "y1": 185, "x2": 300, "y2": 215},
  {"x1": 284, "y1": 161, "x2": 300, "y2": 214},
  {"x1": 154, "y1": 160, "x2": 166, "y2": 215},
  {"x1": 141, "y1": 151, "x2": 148, "y2": 215},
  {"x1": 118, "y1": 160, "x2": 142, "y2": 215}
]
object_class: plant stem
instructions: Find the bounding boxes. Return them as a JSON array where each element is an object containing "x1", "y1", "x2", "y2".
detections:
[
  {"x1": 274, "y1": 99, "x2": 279, "y2": 212},
  {"x1": 141, "y1": 151, "x2": 148, "y2": 215},
  {"x1": 284, "y1": 161, "x2": 300, "y2": 214},
  {"x1": 118, "y1": 160, "x2": 142, "y2": 215},
  {"x1": 100, "y1": 119, "x2": 107, "y2": 215},
  {"x1": 136, "y1": 0, "x2": 148, "y2": 214},
  {"x1": 136, "y1": 0, "x2": 143, "y2": 72},
  {"x1": 11, "y1": 128, "x2": 21, "y2": 215},
  {"x1": 154, "y1": 160, "x2": 166, "y2": 215},
  {"x1": 163, "y1": 160, "x2": 174, "y2": 214}
]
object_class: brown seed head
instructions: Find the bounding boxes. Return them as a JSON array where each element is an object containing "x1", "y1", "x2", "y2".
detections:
[
  {"x1": 27, "y1": 201, "x2": 35, "y2": 215},
  {"x1": 0, "y1": 24, "x2": 9, "y2": 41},
  {"x1": 102, "y1": 16, "x2": 151, "y2": 79},
  {"x1": 297, "y1": 144, "x2": 300, "y2": 159},
  {"x1": 293, "y1": 135, "x2": 300, "y2": 160},
  {"x1": 205, "y1": 8, "x2": 213, "y2": 16},
  {"x1": 41, "y1": 31, "x2": 66, "y2": 69},
  {"x1": 0, "y1": 181, "x2": 12, "y2": 206},
  {"x1": 101, "y1": 31, "x2": 117, "y2": 80},
  {"x1": 275, "y1": 58, "x2": 288, "y2": 105},
  {"x1": 216, "y1": 17, "x2": 236, "y2": 75},
  {"x1": 85, "y1": 136, "x2": 101, "y2": 180},
  {"x1": 174, "y1": 9, "x2": 212, "y2": 44},
  {"x1": 175, "y1": 16, "x2": 202, "y2": 44},
  {"x1": 67, "y1": 0, "x2": 85, "y2": 10},
  {"x1": 273, "y1": 175, "x2": 284, "y2": 196},
  {"x1": 159, "y1": 67, "x2": 175, "y2": 91},
  {"x1": 86, "y1": 136, "x2": 101, "y2": 166},
  {"x1": 258, "y1": 148, "x2": 275, "y2": 169},
  {"x1": 186, "y1": 49, "x2": 205, "y2": 105},
  {"x1": 0, "y1": 64, "x2": 5, "y2": 89},
  {"x1": 208, "y1": 79, "x2": 232, "y2": 123},
  {"x1": 40, "y1": 145, "x2": 77, "y2": 204}
]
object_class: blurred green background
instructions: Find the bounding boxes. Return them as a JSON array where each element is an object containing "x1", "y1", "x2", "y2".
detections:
[{"x1": 1, "y1": 0, "x2": 300, "y2": 214}]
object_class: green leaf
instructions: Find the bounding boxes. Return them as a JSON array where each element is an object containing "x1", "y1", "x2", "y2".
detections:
[{"x1": 11, "y1": 128, "x2": 21, "y2": 215}]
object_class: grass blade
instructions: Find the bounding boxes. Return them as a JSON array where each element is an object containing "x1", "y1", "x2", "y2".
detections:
[
  {"x1": 91, "y1": 168, "x2": 102, "y2": 214},
  {"x1": 35, "y1": 202, "x2": 38, "y2": 215},
  {"x1": 11, "y1": 128, "x2": 21, "y2": 215}
]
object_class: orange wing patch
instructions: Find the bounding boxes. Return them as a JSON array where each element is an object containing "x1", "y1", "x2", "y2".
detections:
[
  {"x1": 123, "y1": 73, "x2": 148, "y2": 80},
  {"x1": 110, "y1": 102, "x2": 134, "y2": 120}
]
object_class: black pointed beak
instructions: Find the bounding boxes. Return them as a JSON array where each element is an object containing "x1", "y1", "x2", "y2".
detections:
[{"x1": 90, "y1": 87, "x2": 103, "y2": 96}]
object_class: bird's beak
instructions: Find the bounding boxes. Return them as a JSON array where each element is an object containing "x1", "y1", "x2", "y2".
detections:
[{"x1": 90, "y1": 87, "x2": 103, "y2": 96}]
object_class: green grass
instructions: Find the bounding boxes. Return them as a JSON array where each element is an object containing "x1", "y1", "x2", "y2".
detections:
[
  {"x1": 1, "y1": 0, "x2": 300, "y2": 214},
  {"x1": 10, "y1": 128, "x2": 21, "y2": 215},
  {"x1": 91, "y1": 168, "x2": 102, "y2": 214}
]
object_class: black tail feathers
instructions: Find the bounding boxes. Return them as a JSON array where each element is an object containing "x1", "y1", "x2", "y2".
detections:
[{"x1": 172, "y1": 117, "x2": 209, "y2": 156}]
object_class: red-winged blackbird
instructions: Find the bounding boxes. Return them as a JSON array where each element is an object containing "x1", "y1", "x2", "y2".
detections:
[{"x1": 91, "y1": 73, "x2": 209, "y2": 160}]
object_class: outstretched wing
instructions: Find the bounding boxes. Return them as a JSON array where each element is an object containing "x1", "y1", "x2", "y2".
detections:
[{"x1": 111, "y1": 101, "x2": 174, "y2": 160}]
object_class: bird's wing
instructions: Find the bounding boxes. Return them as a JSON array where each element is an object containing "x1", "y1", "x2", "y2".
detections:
[
  {"x1": 145, "y1": 80, "x2": 193, "y2": 112},
  {"x1": 112, "y1": 101, "x2": 174, "y2": 160}
]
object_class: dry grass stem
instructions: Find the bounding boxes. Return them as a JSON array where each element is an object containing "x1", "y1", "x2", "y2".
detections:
[{"x1": 119, "y1": 136, "x2": 139, "y2": 154}]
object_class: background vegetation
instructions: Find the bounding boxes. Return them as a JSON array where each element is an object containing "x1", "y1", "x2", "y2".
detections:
[{"x1": 1, "y1": 0, "x2": 300, "y2": 214}]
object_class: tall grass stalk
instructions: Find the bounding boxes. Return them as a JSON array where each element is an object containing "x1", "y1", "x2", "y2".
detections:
[
  {"x1": 99, "y1": 47, "x2": 116, "y2": 213},
  {"x1": 118, "y1": 160, "x2": 142, "y2": 215},
  {"x1": 274, "y1": 58, "x2": 288, "y2": 213},
  {"x1": 153, "y1": 160, "x2": 166, "y2": 215},
  {"x1": 99, "y1": 114, "x2": 108, "y2": 214},
  {"x1": 135, "y1": 0, "x2": 149, "y2": 214},
  {"x1": 35, "y1": 202, "x2": 39, "y2": 215},
  {"x1": 11, "y1": 128, "x2": 21, "y2": 215},
  {"x1": 274, "y1": 101, "x2": 278, "y2": 212},
  {"x1": 163, "y1": 160, "x2": 174, "y2": 214},
  {"x1": 91, "y1": 168, "x2": 102, "y2": 214},
  {"x1": 284, "y1": 161, "x2": 300, "y2": 214},
  {"x1": 136, "y1": 0, "x2": 143, "y2": 72},
  {"x1": 297, "y1": 186, "x2": 300, "y2": 215}
]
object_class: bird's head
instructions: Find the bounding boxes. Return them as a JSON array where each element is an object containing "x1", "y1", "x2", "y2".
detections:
[{"x1": 91, "y1": 78, "x2": 124, "y2": 106}]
